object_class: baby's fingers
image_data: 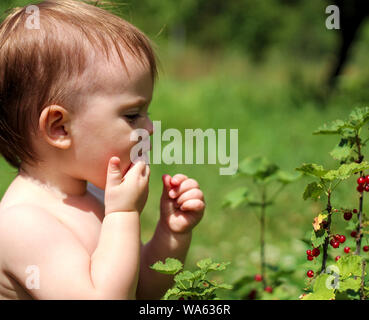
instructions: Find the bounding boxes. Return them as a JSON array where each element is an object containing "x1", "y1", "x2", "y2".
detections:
[
  {"x1": 176, "y1": 189, "x2": 204, "y2": 207},
  {"x1": 179, "y1": 199, "x2": 205, "y2": 212}
]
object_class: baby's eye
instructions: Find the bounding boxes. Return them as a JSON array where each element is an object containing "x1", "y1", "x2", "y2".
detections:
[
  {"x1": 124, "y1": 114, "x2": 142, "y2": 123},
  {"x1": 124, "y1": 112, "x2": 151, "y2": 123}
]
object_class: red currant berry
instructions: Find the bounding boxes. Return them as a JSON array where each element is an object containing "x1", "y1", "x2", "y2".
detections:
[
  {"x1": 307, "y1": 270, "x2": 314, "y2": 278},
  {"x1": 265, "y1": 286, "x2": 273, "y2": 293},
  {"x1": 353, "y1": 209, "x2": 358, "y2": 214},
  {"x1": 312, "y1": 248, "x2": 320, "y2": 257},
  {"x1": 338, "y1": 235, "x2": 346, "y2": 243},
  {"x1": 332, "y1": 241, "x2": 340, "y2": 249},
  {"x1": 344, "y1": 212, "x2": 352, "y2": 221},
  {"x1": 358, "y1": 177, "x2": 365, "y2": 185},
  {"x1": 365, "y1": 185, "x2": 369, "y2": 192},
  {"x1": 364, "y1": 246, "x2": 369, "y2": 252},
  {"x1": 306, "y1": 250, "x2": 312, "y2": 256},
  {"x1": 344, "y1": 247, "x2": 351, "y2": 253},
  {"x1": 335, "y1": 256, "x2": 340, "y2": 261},
  {"x1": 357, "y1": 185, "x2": 364, "y2": 192},
  {"x1": 351, "y1": 231, "x2": 357, "y2": 238},
  {"x1": 254, "y1": 274, "x2": 263, "y2": 282},
  {"x1": 307, "y1": 255, "x2": 314, "y2": 261},
  {"x1": 334, "y1": 234, "x2": 341, "y2": 241},
  {"x1": 365, "y1": 175, "x2": 369, "y2": 183}
]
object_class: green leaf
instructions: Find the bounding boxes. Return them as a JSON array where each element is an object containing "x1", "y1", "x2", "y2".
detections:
[
  {"x1": 238, "y1": 155, "x2": 279, "y2": 181},
  {"x1": 313, "y1": 119, "x2": 351, "y2": 135},
  {"x1": 348, "y1": 107, "x2": 369, "y2": 129},
  {"x1": 295, "y1": 163, "x2": 327, "y2": 178},
  {"x1": 174, "y1": 270, "x2": 197, "y2": 282},
  {"x1": 275, "y1": 170, "x2": 302, "y2": 184},
  {"x1": 163, "y1": 287, "x2": 181, "y2": 300},
  {"x1": 150, "y1": 258, "x2": 183, "y2": 275},
  {"x1": 329, "y1": 139, "x2": 354, "y2": 162},
  {"x1": 302, "y1": 274, "x2": 335, "y2": 300},
  {"x1": 322, "y1": 162, "x2": 369, "y2": 181},
  {"x1": 222, "y1": 187, "x2": 248, "y2": 209},
  {"x1": 216, "y1": 283, "x2": 233, "y2": 290},
  {"x1": 338, "y1": 277, "x2": 361, "y2": 292},
  {"x1": 303, "y1": 182, "x2": 324, "y2": 201},
  {"x1": 336, "y1": 255, "x2": 363, "y2": 279},
  {"x1": 311, "y1": 229, "x2": 328, "y2": 248},
  {"x1": 345, "y1": 220, "x2": 358, "y2": 232}
]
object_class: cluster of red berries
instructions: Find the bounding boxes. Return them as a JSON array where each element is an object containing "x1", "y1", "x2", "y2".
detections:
[
  {"x1": 330, "y1": 234, "x2": 346, "y2": 248},
  {"x1": 356, "y1": 175, "x2": 369, "y2": 192},
  {"x1": 253, "y1": 274, "x2": 273, "y2": 294},
  {"x1": 306, "y1": 248, "x2": 320, "y2": 261}
]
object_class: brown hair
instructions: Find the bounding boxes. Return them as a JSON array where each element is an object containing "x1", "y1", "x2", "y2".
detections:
[{"x1": 0, "y1": 0, "x2": 157, "y2": 170}]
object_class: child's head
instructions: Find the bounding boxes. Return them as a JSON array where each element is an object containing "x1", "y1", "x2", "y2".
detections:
[{"x1": 0, "y1": 0, "x2": 157, "y2": 190}]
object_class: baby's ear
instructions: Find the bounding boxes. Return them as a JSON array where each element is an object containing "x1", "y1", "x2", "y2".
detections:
[{"x1": 39, "y1": 105, "x2": 72, "y2": 150}]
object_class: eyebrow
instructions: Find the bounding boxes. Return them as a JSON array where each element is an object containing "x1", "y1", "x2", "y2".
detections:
[{"x1": 119, "y1": 97, "x2": 149, "y2": 112}]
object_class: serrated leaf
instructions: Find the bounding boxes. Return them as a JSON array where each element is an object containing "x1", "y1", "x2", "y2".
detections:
[
  {"x1": 330, "y1": 139, "x2": 354, "y2": 162},
  {"x1": 338, "y1": 277, "x2": 361, "y2": 292},
  {"x1": 150, "y1": 258, "x2": 183, "y2": 275},
  {"x1": 336, "y1": 255, "x2": 363, "y2": 279},
  {"x1": 302, "y1": 274, "x2": 335, "y2": 300},
  {"x1": 163, "y1": 287, "x2": 181, "y2": 300},
  {"x1": 313, "y1": 119, "x2": 351, "y2": 135},
  {"x1": 174, "y1": 270, "x2": 197, "y2": 282},
  {"x1": 222, "y1": 187, "x2": 248, "y2": 209},
  {"x1": 311, "y1": 229, "x2": 328, "y2": 248},
  {"x1": 208, "y1": 261, "x2": 230, "y2": 272},
  {"x1": 296, "y1": 163, "x2": 327, "y2": 178},
  {"x1": 197, "y1": 258, "x2": 212, "y2": 270},
  {"x1": 348, "y1": 107, "x2": 369, "y2": 129},
  {"x1": 216, "y1": 283, "x2": 233, "y2": 290},
  {"x1": 322, "y1": 161, "x2": 369, "y2": 181},
  {"x1": 303, "y1": 182, "x2": 324, "y2": 201}
]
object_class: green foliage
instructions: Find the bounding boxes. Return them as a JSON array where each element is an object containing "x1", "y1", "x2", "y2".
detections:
[
  {"x1": 311, "y1": 229, "x2": 328, "y2": 248},
  {"x1": 302, "y1": 256, "x2": 365, "y2": 300},
  {"x1": 150, "y1": 258, "x2": 232, "y2": 300}
]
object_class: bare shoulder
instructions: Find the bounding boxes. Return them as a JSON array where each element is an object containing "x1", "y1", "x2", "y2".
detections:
[{"x1": 0, "y1": 204, "x2": 87, "y2": 273}]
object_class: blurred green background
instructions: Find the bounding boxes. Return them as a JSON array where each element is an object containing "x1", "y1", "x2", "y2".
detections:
[{"x1": 1, "y1": 0, "x2": 369, "y2": 299}]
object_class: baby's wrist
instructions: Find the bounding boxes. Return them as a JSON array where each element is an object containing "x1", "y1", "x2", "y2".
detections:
[{"x1": 157, "y1": 219, "x2": 193, "y2": 238}]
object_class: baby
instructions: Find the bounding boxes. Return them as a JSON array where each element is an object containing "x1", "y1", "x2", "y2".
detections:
[{"x1": 0, "y1": 0, "x2": 205, "y2": 299}]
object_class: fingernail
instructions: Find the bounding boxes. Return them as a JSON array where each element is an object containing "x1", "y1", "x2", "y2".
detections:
[{"x1": 169, "y1": 190, "x2": 176, "y2": 198}]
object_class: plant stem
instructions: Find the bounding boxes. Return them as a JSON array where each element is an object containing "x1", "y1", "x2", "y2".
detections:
[
  {"x1": 260, "y1": 187, "x2": 266, "y2": 289},
  {"x1": 321, "y1": 190, "x2": 332, "y2": 274},
  {"x1": 355, "y1": 133, "x2": 365, "y2": 300}
]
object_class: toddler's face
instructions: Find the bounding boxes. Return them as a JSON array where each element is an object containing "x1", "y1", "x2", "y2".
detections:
[{"x1": 69, "y1": 51, "x2": 154, "y2": 190}]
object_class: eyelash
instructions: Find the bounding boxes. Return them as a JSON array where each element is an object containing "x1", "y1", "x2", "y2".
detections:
[{"x1": 125, "y1": 112, "x2": 151, "y2": 123}]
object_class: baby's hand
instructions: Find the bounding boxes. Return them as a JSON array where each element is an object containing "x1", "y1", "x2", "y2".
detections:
[
  {"x1": 104, "y1": 157, "x2": 150, "y2": 215},
  {"x1": 160, "y1": 174, "x2": 205, "y2": 234}
]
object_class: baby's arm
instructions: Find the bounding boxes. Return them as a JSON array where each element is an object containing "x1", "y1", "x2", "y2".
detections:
[
  {"x1": 136, "y1": 174, "x2": 205, "y2": 299},
  {"x1": 0, "y1": 204, "x2": 139, "y2": 299},
  {"x1": 0, "y1": 158, "x2": 148, "y2": 299}
]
